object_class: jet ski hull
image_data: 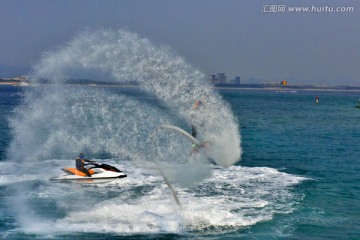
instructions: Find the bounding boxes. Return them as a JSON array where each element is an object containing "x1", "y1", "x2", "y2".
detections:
[
  {"x1": 51, "y1": 164, "x2": 127, "y2": 183},
  {"x1": 51, "y1": 174, "x2": 127, "y2": 183}
]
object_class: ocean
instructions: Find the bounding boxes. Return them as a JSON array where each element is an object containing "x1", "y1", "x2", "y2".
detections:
[
  {"x1": 1, "y1": 29, "x2": 360, "y2": 239},
  {"x1": 1, "y1": 85, "x2": 359, "y2": 240}
]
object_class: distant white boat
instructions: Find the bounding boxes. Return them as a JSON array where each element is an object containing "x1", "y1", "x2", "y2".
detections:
[{"x1": 275, "y1": 90, "x2": 298, "y2": 93}]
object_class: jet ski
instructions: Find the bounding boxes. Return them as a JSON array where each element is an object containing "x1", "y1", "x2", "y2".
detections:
[{"x1": 51, "y1": 161, "x2": 127, "y2": 183}]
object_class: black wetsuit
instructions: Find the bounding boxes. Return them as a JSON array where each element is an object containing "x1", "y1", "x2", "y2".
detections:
[
  {"x1": 75, "y1": 158, "x2": 92, "y2": 177},
  {"x1": 191, "y1": 100, "x2": 204, "y2": 139},
  {"x1": 191, "y1": 125, "x2": 197, "y2": 138}
]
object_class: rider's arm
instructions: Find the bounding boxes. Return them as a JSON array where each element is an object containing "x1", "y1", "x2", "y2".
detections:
[{"x1": 83, "y1": 159, "x2": 94, "y2": 164}]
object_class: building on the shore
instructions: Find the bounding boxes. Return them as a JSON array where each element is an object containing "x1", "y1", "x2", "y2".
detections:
[
  {"x1": 209, "y1": 73, "x2": 241, "y2": 85},
  {"x1": 217, "y1": 73, "x2": 227, "y2": 83},
  {"x1": 209, "y1": 74, "x2": 217, "y2": 84}
]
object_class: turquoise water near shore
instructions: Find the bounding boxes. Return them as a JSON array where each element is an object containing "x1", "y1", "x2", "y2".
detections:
[
  {"x1": 1, "y1": 86, "x2": 359, "y2": 239},
  {"x1": 226, "y1": 89, "x2": 360, "y2": 239}
]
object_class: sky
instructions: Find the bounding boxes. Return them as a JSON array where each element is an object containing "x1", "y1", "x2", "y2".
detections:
[{"x1": 0, "y1": 0, "x2": 359, "y2": 85}]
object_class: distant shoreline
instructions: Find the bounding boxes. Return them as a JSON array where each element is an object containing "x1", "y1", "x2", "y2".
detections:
[
  {"x1": 0, "y1": 81, "x2": 20, "y2": 85},
  {"x1": 1, "y1": 75, "x2": 360, "y2": 92},
  {"x1": 1, "y1": 81, "x2": 360, "y2": 92},
  {"x1": 212, "y1": 86, "x2": 360, "y2": 92}
]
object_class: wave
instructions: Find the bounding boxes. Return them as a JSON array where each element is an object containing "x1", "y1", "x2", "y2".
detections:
[{"x1": 1, "y1": 160, "x2": 306, "y2": 236}]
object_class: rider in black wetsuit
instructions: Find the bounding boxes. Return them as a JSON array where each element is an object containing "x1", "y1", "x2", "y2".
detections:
[
  {"x1": 191, "y1": 99, "x2": 204, "y2": 138},
  {"x1": 75, "y1": 153, "x2": 93, "y2": 177}
]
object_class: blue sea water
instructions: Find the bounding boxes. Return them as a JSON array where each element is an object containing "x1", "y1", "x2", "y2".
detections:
[
  {"x1": 226, "y1": 89, "x2": 360, "y2": 239},
  {"x1": 0, "y1": 85, "x2": 359, "y2": 239}
]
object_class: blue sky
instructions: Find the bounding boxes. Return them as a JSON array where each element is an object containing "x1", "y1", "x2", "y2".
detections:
[{"x1": 0, "y1": 0, "x2": 359, "y2": 85}]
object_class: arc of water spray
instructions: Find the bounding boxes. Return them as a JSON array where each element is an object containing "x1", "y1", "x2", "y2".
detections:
[
  {"x1": 149, "y1": 125, "x2": 199, "y2": 206},
  {"x1": 158, "y1": 125, "x2": 199, "y2": 145}
]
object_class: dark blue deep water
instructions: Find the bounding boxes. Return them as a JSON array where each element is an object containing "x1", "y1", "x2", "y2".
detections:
[{"x1": 1, "y1": 86, "x2": 359, "y2": 239}]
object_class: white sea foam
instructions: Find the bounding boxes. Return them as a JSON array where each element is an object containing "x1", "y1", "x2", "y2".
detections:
[
  {"x1": 3, "y1": 29, "x2": 306, "y2": 236},
  {"x1": 2, "y1": 158, "x2": 307, "y2": 236},
  {"x1": 14, "y1": 162, "x2": 306, "y2": 236}
]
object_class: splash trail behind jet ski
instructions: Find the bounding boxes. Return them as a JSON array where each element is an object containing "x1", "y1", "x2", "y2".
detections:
[
  {"x1": 0, "y1": 30, "x2": 311, "y2": 238},
  {"x1": 5, "y1": 29, "x2": 242, "y2": 234}
]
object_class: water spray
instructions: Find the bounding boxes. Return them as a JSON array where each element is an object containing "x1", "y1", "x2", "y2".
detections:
[{"x1": 8, "y1": 29, "x2": 242, "y2": 219}]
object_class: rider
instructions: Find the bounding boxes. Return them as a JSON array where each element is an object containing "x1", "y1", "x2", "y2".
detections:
[
  {"x1": 191, "y1": 99, "x2": 204, "y2": 138},
  {"x1": 75, "y1": 152, "x2": 93, "y2": 177}
]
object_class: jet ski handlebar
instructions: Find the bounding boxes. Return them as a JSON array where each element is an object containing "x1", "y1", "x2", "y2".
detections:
[{"x1": 85, "y1": 161, "x2": 122, "y2": 172}]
